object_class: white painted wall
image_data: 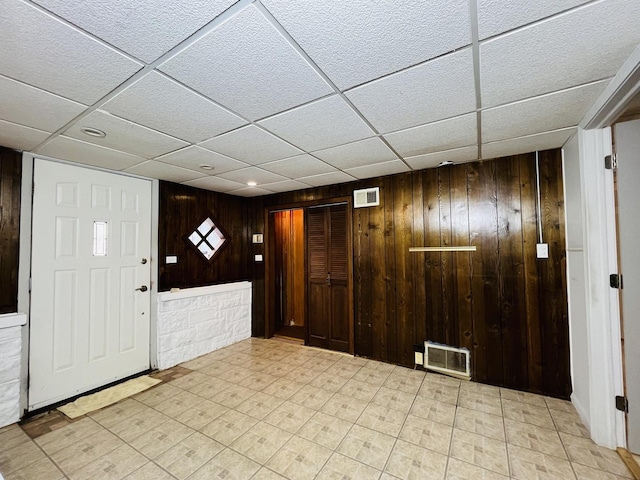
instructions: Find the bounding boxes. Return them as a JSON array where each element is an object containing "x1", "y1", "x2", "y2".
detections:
[{"x1": 156, "y1": 282, "x2": 252, "y2": 370}]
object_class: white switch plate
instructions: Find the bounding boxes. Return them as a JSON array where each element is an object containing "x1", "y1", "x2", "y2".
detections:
[
  {"x1": 252, "y1": 234, "x2": 264, "y2": 244},
  {"x1": 166, "y1": 255, "x2": 178, "y2": 264},
  {"x1": 536, "y1": 243, "x2": 549, "y2": 259},
  {"x1": 255, "y1": 254, "x2": 263, "y2": 262}
]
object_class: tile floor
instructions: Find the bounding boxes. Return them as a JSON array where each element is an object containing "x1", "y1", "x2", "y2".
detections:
[{"x1": 0, "y1": 338, "x2": 634, "y2": 480}]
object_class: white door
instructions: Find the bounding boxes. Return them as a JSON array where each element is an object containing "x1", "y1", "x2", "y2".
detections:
[
  {"x1": 29, "y1": 159, "x2": 152, "y2": 410},
  {"x1": 615, "y1": 118, "x2": 640, "y2": 452}
]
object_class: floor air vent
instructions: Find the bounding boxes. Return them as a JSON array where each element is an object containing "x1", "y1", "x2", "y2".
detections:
[
  {"x1": 424, "y1": 341, "x2": 471, "y2": 380},
  {"x1": 353, "y1": 187, "x2": 380, "y2": 208}
]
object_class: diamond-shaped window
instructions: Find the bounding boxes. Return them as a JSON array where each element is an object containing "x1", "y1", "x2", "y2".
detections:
[{"x1": 185, "y1": 216, "x2": 228, "y2": 262}]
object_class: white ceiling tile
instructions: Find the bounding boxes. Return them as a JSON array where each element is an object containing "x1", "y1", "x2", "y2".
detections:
[
  {"x1": 32, "y1": 0, "x2": 236, "y2": 63},
  {"x1": 156, "y1": 146, "x2": 248, "y2": 175},
  {"x1": 404, "y1": 146, "x2": 479, "y2": 170},
  {"x1": 36, "y1": 135, "x2": 146, "y2": 170},
  {"x1": 261, "y1": 0, "x2": 471, "y2": 89},
  {"x1": 296, "y1": 171, "x2": 356, "y2": 187},
  {"x1": 346, "y1": 49, "x2": 476, "y2": 133},
  {"x1": 259, "y1": 180, "x2": 313, "y2": 193},
  {"x1": 227, "y1": 186, "x2": 273, "y2": 197},
  {"x1": 0, "y1": 75, "x2": 86, "y2": 133},
  {"x1": 218, "y1": 167, "x2": 288, "y2": 186},
  {"x1": 312, "y1": 137, "x2": 397, "y2": 169},
  {"x1": 260, "y1": 155, "x2": 336, "y2": 178},
  {"x1": 259, "y1": 95, "x2": 374, "y2": 151},
  {"x1": 344, "y1": 160, "x2": 410, "y2": 180},
  {"x1": 159, "y1": 5, "x2": 332, "y2": 120},
  {"x1": 482, "y1": 128, "x2": 576, "y2": 159},
  {"x1": 124, "y1": 160, "x2": 203, "y2": 182},
  {"x1": 199, "y1": 125, "x2": 302, "y2": 164},
  {"x1": 482, "y1": 80, "x2": 608, "y2": 143},
  {"x1": 0, "y1": 119, "x2": 50, "y2": 151},
  {"x1": 183, "y1": 176, "x2": 246, "y2": 193},
  {"x1": 102, "y1": 72, "x2": 246, "y2": 143},
  {"x1": 481, "y1": 0, "x2": 640, "y2": 108},
  {"x1": 0, "y1": 1, "x2": 142, "y2": 105},
  {"x1": 384, "y1": 114, "x2": 477, "y2": 157},
  {"x1": 65, "y1": 110, "x2": 188, "y2": 158},
  {"x1": 477, "y1": 0, "x2": 590, "y2": 40}
]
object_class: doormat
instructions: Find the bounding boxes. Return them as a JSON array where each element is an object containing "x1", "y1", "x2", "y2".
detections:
[{"x1": 57, "y1": 375, "x2": 161, "y2": 419}]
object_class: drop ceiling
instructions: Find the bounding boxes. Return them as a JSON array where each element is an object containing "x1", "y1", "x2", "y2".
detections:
[{"x1": 1, "y1": 0, "x2": 639, "y2": 196}]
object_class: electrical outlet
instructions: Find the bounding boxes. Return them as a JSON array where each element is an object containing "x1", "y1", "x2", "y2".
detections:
[
  {"x1": 536, "y1": 243, "x2": 549, "y2": 259},
  {"x1": 255, "y1": 254, "x2": 263, "y2": 262},
  {"x1": 166, "y1": 255, "x2": 178, "y2": 264}
]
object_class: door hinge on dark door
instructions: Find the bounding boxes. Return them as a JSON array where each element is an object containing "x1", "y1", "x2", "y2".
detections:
[
  {"x1": 616, "y1": 395, "x2": 629, "y2": 413},
  {"x1": 610, "y1": 273, "x2": 623, "y2": 289},
  {"x1": 605, "y1": 153, "x2": 618, "y2": 170}
]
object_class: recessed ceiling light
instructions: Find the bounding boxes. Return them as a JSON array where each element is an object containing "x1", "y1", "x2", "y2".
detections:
[
  {"x1": 438, "y1": 160, "x2": 454, "y2": 167},
  {"x1": 199, "y1": 164, "x2": 214, "y2": 171},
  {"x1": 247, "y1": 181, "x2": 257, "y2": 187},
  {"x1": 80, "y1": 127, "x2": 106, "y2": 138}
]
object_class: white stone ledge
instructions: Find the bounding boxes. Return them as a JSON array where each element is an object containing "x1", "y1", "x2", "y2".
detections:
[
  {"x1": 157, "y1": 281, "x2": 252, "y2": 302},
  {"x1": 0, "y1": 313, "x2": 26, "y2": 329}
]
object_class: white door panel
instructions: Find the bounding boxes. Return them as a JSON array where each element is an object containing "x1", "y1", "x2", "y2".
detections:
[{"x1": 29, "y1": 159, "x2": 151, "y2": 410}]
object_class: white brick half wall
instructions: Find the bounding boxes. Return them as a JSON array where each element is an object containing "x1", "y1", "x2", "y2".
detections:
[
  {"x1": 0, "y1": 313, "x2": 26, "y2": 428},
  {"x1": 156, "y1": 281, "x2": 252, "y2": 370}
]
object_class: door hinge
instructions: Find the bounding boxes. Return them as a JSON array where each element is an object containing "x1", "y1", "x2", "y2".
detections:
[
  {"x1": 610, "y1": 273, "x2": 623, "y2": 289},
  {"x1": 616, "y1": 395, "x2": 629, "y2": 413},
  {"x1": 605, "y1": 153, "x2": 618, "y2": 170}
]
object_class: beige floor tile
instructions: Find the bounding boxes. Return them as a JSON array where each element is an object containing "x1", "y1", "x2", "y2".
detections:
[
  {"x1": 550, "y1": 409, "x2": 590, "y2": 438},
  {"x1": 188, "y1": 377, "x2": 233, "y2": 400},
  {"x1": 230, "y1": 422, "x2": 292, "y2": 464},
  {"x1": 251, "y1": 467, "x2": 289, "y2": 479},
  {"x1": 129, "y1": 418, "x2": 194, "y2": 459},
  {"x1": 398, "y1": 414, "x2": 453, "y2": 455},
  {"x1": 560, "y1": 432, "x2": 633, "y2": 478},
  {"x1": 0, "y1": 424, "x2": 31, "y2": 453},
  {"x1": 1, "y1": 456, "x2": 64, "y2": 480},
  {"x1": 417, "y1": 382, "x2": 460, "y2": 405},
  {"x1": 458, "y1": 391, "x2": 503, "y2": 417},
  {"x1": 337, "y1": 425, "x2": 396, "y2": 470},
  {"x1": 338, "y1": 378, "x2": 381, "y2": 402},
  {"x1": 380, "y1": 474, "x2": 402, "y2": 480},
  {"x1": 89, "y1": 399, "x2": 149, "y2": 430},
  {"x1": 198, "y1": 360, "x2": 234, "y2": 378},
  {"x1": 66, "y1": 444, "x2": 146, "y2": 480},
  {"x1": 289, "y1": 384, "x2": 334, "y2": 410},
  {"x1": 35, "y1": 417, "x2": 104, "y2": 455},
  {"x1": 134, "y1": 383, "x2": 182, "y2": 408},
  {"x1": 262, "y1": 377, "x2": 306, "y2": 400},
  {"x1": 263, "y1": 400, "x2": 315, "y2": 434},
  {"x1": 152, "y1": 389, "x2": 203, "y2": 418},
  {"x1": 352, "y1": 367, "x2": 391, "y2": 387},
  {"x1": 0, "y1": 441, "x2": 46, "y2": 476},
  {"x1": 370, "y1": 386, "x2": 416, "y2": 414},
  {"x1": 225, "y1": 353, "x2": 260, "y2": 367},
  {"x1": 107, "y1": 408, "x2": 169, "y2": 443},
  {"x1": 450, "y1": 428, "x2": 509, "y2": 476},
  {"x1": 508, "y1": 443, "x2": 576, "y2": 479},
  {"x1": 239, "y1": 371, "x2": 280, "y2": 391},
  {"x1": 459, "y1": 382, "x2": 501, "y2": 398},
  {"x1": 287, "y1": 365, "x2": 327, "y2": 384},
  {"x1": 385, "y1": 439, "x2": 448, "y2": 480},
  {"x1": 454, "y1": 406, "x2": 505, "y2": 442},
  {"x1": 504, "y1": 418, "x2": 566, "y2": 458},
  {"x1": 544, "y1": 396, "x2": 575, "y2": 413},
  {"x1": 383, "y1": 371, "x2": 424, "y2": 396},
  {"x1": 174, "y1": 399, "x2": 229, "y2": 430},
  {"x1": 423, "y1": 373, "x2": 461, "y2": 388},
  {"x1": 502, "y1": 399, "x2": 554, "y2": 429},
  {"x1": 445, "y1": 457, "x2": 509, "y2": 479},
  {"x1": 51, "y1": 429, "x2": 124, "y2": 475},
  {"x1": 310, "y1": 371, "x2": 349, "y2": 392},
  {"x1": 410, "y1": 396, "x2": 457, "y2": 426},
  {"x1": 321, "y1": 392, "x2": 368, "y2": 423},
  {"x1": 211, "y1": 384, "x2": 255, "y2": 409},
  {"x1": 200, "y1": 409, "x2": 258, "y2": 446},
  {"x1": 571, "y1": 462, "x2": 633, "y2": 479},
  {"x1": 167, "y1": 371, "x2": 210, "y2": 390},
  {"x1": 155, "y1": 431, "x2": 223, "y2": 479},
  {"x1": 296, "y1": 411, "x2": 353, "y2": 450},
  {"x1": 500, "y1": 388, "x2": 547, "y2": 407},
  {"x1": 266, "y1": 435, "x2": 332, "y2": 480},
  {"x1": 189, "y1": 448, "x2": 260, "y2": 480},
  {"x1": 216, "y1": 365, "x2": 254, "y2": 384},
  {"x1": 122, "y1": 462, "x2": 175, "y2": 480},
  {"x1": 235, "y1": 391, "x2": 284, "y2": 420},
  {"x1": 324, "y1": 360, "x2": 362, "y2": 379},
  {"x1": 357, "y1": 403, "x2": 407, "y2": 437},
  {"x1": 316, "y1": 452, "x2": 381, "y2": 480},
  {"x1": 179, "y1": 354, "x2": 216, "y2": 371},
  {"x1": 363, "y1": 360, "x2": 396, "y2": 374}
]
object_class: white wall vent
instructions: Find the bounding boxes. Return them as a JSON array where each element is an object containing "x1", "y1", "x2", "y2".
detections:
[
  {"x1": 424, "y1": 341, "x2": 471, "y2": 380},
  {"x1": 353, "y1": 187, "x2": 380, "y2": 208}
]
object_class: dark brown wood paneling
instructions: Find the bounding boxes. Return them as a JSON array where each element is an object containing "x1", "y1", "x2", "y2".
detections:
[{"x1": 0, "y1": 147, "x2": 22, "y2": 314}]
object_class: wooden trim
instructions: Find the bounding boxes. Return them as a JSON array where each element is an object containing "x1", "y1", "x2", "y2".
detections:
[
  {"x1": 617, "y1": 448, "x2": 640, "y2": 479},
  {"x1": 409, "y1": 246, "x2": 477, "y2": 252}
]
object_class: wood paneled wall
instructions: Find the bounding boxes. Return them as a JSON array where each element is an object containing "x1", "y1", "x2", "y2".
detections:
[
  {"x1": 0, "y1": 147, "x2": 22, "y2": 314},
  {"x1": 252, "y1": 150, "x2": 570, "y2": 397},
  {"x1": 158, "y1": 181, "x2": 252, "y2": 291}
]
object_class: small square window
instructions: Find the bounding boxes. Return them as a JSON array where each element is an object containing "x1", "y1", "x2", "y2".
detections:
[{"x1": 185, "y1": 215, "x2": 228, "y2": 263}]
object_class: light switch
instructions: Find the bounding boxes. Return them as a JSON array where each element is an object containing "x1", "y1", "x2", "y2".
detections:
[
  {"x1": 252, "y1": 233, "x2": 264, "y2": 244},
  {"x1": 255, "y1": 254, "x2": 263, "y2": 262},
  {"x1": 166, "y1": 255, "x2": 178, "y2": 264},
  {"x1": 536, "y1": 244, "x2": 549, "y2": 259}
]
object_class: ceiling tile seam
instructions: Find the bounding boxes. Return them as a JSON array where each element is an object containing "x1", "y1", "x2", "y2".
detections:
[
  {"x1": 481, "y1": 76, "x2": 615, "y2": 112},
  {"x1": 0, "y1": 72, "x2": 89, "y2": 108},
  {"x1": 478, "y1": 0, "x2": 603, "y2": 44},
  {"x1": 377, "y1": 110, "x2": 479, "y2": 138},
  {"x1": 0, "y1": 117, "x2": 52, "y2": 135},
  {"x1": 253, "y1": 0, "x2": 413, "y2": 172},
  {"x1": 482, "y1": 126, "x2": 577, "y2": 146},
  {"x1": 469, "y1": 0, "x2": 483, "y2": 161}
]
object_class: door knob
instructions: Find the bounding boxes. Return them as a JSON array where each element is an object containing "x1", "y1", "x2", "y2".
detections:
[
  {"x1": 135, "y1": 285, "x2": 148, "y2": 292},
  {"x1": 141, "y1": 258, "x2": 148, "y2": 264}
]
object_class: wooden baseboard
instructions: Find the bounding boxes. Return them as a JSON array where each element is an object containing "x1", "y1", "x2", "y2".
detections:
[{"x1": 617, "y1": 447, "x2": 640, "y2": 479}]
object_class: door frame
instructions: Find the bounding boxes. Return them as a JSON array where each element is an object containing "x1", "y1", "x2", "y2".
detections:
[
  {"x1": 264, "y1": 196, "x2": 354, "y2": 353},
  {"x1": 17, "y1": 153, "x2": 160, "y2": 416}
]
